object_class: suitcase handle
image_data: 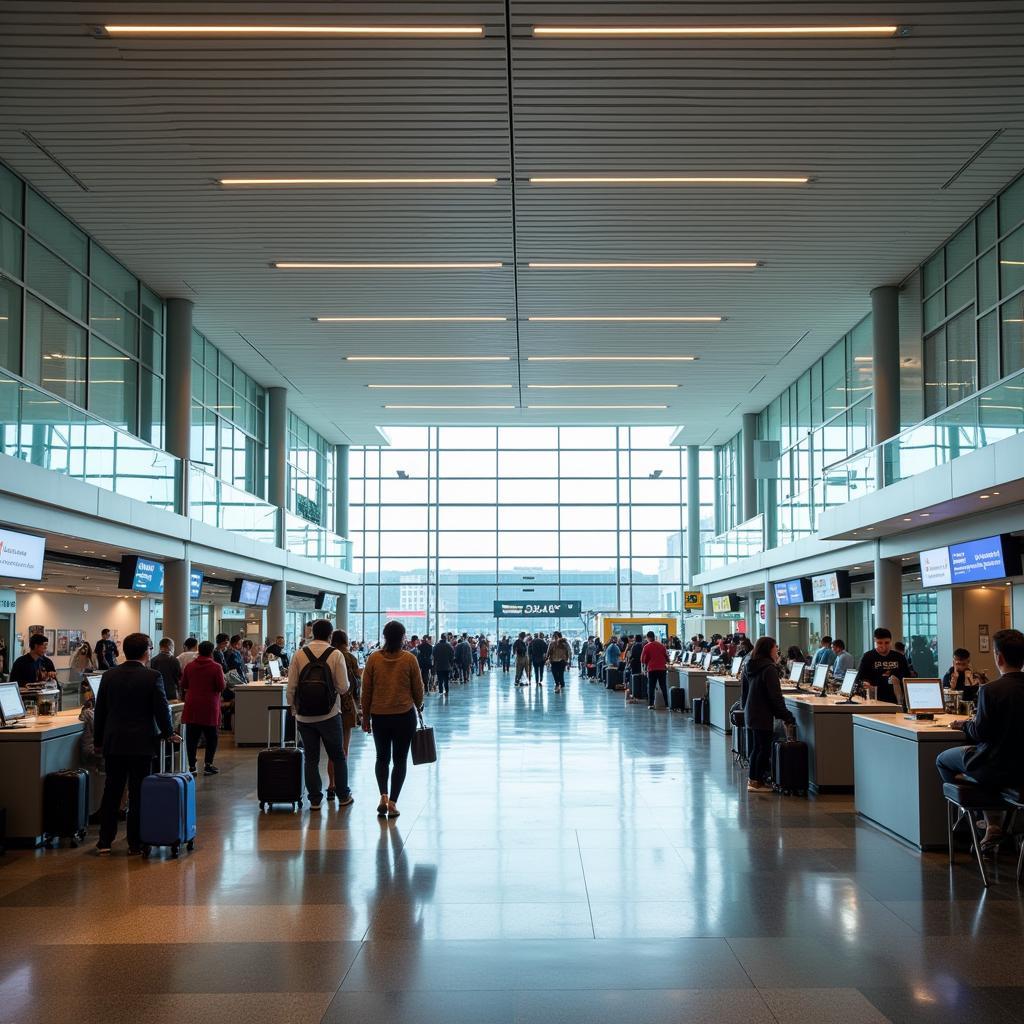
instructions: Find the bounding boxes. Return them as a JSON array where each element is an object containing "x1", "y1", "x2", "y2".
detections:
[
  {"x1": 160, "y1": 735, "x2": 187, "y2": 774},
  {"x1": 267, "y1": 704, "x2": 293, "y2": 748}
]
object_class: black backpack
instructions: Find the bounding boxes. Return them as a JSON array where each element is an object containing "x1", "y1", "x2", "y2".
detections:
[{"x1": 294, "y1": 647, "x2": 336, "y2": 716}]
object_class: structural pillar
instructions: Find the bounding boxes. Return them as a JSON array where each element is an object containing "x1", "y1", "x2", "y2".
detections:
[
  {"x1": 268, "y1": 579, "x2": 286, "y2": 641},
  {"x1": 337, "y1": 593, "x2": 350, "y2": 633},
  {"x1": 267, "y1": 387, "x2": 288, "y2": 512},
  {"x1": 763, "y1": 572, "x2": 778, "y2": 640},
  {"x1": 162, "y1": 558, "x2": 191, "y2": 645},
  {"x1": 686, "y1": 445, "x2": 701, "y2": 583},
  {"x1": 874, "y1": 541, "x2": 903, "y2": 641},
  {"x1": 165, "y1": 298, "x2": 194, "y2": 514},
  {"x1": 741, "y1": 413, "x2": 757, "y2": 522},
  {"x1": 871, "y1": 285, "x2": 900, "y2": 488},
  {"x1": 333, "y1": 444, "x2": 349, "y2": 539}
]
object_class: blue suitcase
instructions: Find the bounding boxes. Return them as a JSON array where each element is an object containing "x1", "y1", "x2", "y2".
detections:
[{"x1": 140, "y1": 741, "x2": 196, "y2": 858}]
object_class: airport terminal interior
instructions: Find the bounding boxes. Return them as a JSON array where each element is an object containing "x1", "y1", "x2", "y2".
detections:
[{"x1": 2, "y1": 3, "x2": 1024, "y2": 1022}]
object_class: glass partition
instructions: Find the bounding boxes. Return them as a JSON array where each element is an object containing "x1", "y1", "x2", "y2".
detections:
[
  {"x1": 700, "y1": 514, "x2": 765, "y2": 570},
  {"x1": 188, "y1": 466, "x2": 278, "y2": 547},
  {"x1": 284, "y1": 511, "x2": 352, "y2": 570}
]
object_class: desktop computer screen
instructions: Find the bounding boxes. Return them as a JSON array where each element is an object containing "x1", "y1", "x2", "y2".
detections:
[
  {"x1": 905, "y1": 679, "x2": 945, "y2": 714},
  {"x1": 788, "y1": 662, "x2": 805, "y2": 684},
  {"x1": 267, "y1": 659, "x2": 282, "y2": 680},
  {"x1": 0, "y1": 682, "x2": 27, "y2": 724},
  {"x1": 839, "y1": 670, "x2": 859, "y2": 697},
  {"x1": 731, "y1": 656, "x2": 743, "y2": 677},
  {"x1": 812, "y1": 664, "x2": 829, "y2": 691}
]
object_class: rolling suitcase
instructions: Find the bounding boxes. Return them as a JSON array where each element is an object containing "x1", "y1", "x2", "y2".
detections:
[
  {"x1": 669, "y1": 686, "x2": 686, "y2": 712},
  {"x1": 258, "y1": 704, "x2": 304, "y2": 811},
  {"x1": 692, "y1": 696, "x2": 709, "y2": 725},
  {"x1": 42, "y1": 769, "x2": 89, "y2": 847},
  {"x1": 771, "y1": 735, "x2": 809, "y2": 796},
  {"x1": 606, "y1": 667, "x2": 622, "y2": 690},
  {"x1": 631, "y1": 674, "x2": 648, "y2": 703},
  {"x1": 140, "y1": 740, "x2": 196, "y2": 858},
  {"x1": 730, "y1": 703, "x2": 749, "y2": 765}
]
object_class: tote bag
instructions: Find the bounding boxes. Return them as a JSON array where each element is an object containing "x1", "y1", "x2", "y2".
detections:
[{"x1": 411, "y1": 708, "x2": 437, "y2": 765}]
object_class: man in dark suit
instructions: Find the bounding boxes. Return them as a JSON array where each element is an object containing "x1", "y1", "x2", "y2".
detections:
[
  {"x1": 937, "y1": 628, "x2": 1024, "y2": 851},
  {"x1": 94, "y1": 632, "x2": 179, "y2": 855}
]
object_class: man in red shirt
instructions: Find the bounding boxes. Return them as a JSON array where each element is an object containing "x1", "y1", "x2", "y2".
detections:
[{"x1": 641, "y1": 630, "x2": 670, "y2": 711}]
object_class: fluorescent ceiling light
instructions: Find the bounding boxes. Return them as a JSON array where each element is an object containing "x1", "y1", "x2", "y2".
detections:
[
  {"x1": 533, "y1": 25, "x2": 900, "y2": 37},
  {"x1": 528, "y1": 356, "x2": 698, "y2": 362},
  {"x1": 275, "y1": 261, "x2": 502, "y2": 269},
  {"x1": 527, "y1": 384, "x2": 678, "y2": 389},
  {"x1": 368, "y1": 384, "x2": 513, "y2": 389},
  {"x1": 528, "y1": 315, "x2": 721, "y2": 323},
  {"x1": 346, "y1": 356, "x2": 510, "y2": 362},
  {"x1": 384, "y1": 404, "x2": 515, "y2": 410},
  {"x1": 528, "y1": 404, "x2": 669, "y2": 410},
  {"x1": 317, "y1": 316, "x2": 508, "y2": 323},
  {"x1": 221, "y1": 176, "x2": 496, "y2": 186},
  {"x1": 527, "y1": 260, "x2": 757, "y2": 269},
  {"x1": 529, "y1": 175, "x2": 808, "y2": 185},
  {"x1": 104, "y1": 24, "x2": 484, "y2": 37},
  {"x1": 1001, "y1": 260, "x2": 1024, "y2": 266}
]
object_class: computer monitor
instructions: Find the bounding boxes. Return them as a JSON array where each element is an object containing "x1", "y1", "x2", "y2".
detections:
[
  {"x1": 905, "y1": 679, "x2": 945, "y2": 714},
  {"x1": 812, "y1": 664, "x2": 829, "y2": 691},
  {"x1": 0, "y1": 682, "x2": 27, "y2": 725},
  {"x1": 267, "y1": 659, "x2": 281, "y2": 680},
  {"x1": 702, "y1": 652, "x2": 714, "y2": 669},
  {"x1": 731, "y1": 656, "x2": 743, "y2": 677},
  {"x1": 839, "y1": 669, "x2": 858, "y2": 697},
  {"x1": 85, "y1": 673, "x2": 103, "y2": 702},
  {"x1": 788, "y1": 662, "x2": 805, "y2": 684}
]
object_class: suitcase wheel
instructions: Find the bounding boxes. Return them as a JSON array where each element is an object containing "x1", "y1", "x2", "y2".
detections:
[
  {"x1": 259, "y1": 802, "x2": 266, "y2": 811},
  {"x1": 187, "y1": 840, "x2": 195, "y2": 852},
  {"x1": 171, "y1": 845, "x2": 180, "y2": 858},
  {"x1": 142, "y1": 846, "x2": 152, "y2": 859}
]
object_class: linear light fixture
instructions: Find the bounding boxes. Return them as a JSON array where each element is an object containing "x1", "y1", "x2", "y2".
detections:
[
  {"x1": 528, "y1": 356, "x2": 698, "y2": 362},
  {"x1": 527, "y1": 260, "x2": 758, "y2": 269},
  {"x1": 529, "y1": 175, "x2": 808, "y2": 185},
  {"x1": 346, "y1": 356, "x2": 510, "y2": 362},
  {"x1": 384, "y1": 404, "x2": 516, "y2": 410},
  {"x1": 368, "y1": 384, "x2": 513, "y2": 389},
  {"x1": 275, "y1": 261, "x2": 502, "y2": 269},
  {"x1": 528, "y1": 404, "x2": 669, "y2": 410},
  {"x1": 532, "y1": 25, "x2": 900, "y2": 38},
  {"x1": 527, "y1": 383, "x2": 678, "y2": 389},
  {"x1": 528, "y1": 315, "x2": 721, "y2": 323},
  {"x1": 221, "y1": 176, "x2": 496, "y2": 186},
  {"x1": 1001, "y1": 260, "x2": 1024, "y2": 266},
  {"x1": 104, "y1": 24, "x2": 484, "y2": 37},
  {"x1": 318, "y1": 316, "x2": 508, "y2": 323}
]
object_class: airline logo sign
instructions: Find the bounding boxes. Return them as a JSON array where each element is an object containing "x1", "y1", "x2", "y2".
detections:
[
  {"x1": 0, "y1": 527, "x2": 45, "y2": 581},
  {"x1": 493, "y1": 601, "x2": 581, "y2": 618},
  {"x1": 683, "y1": 591, "x2": 704, "y2": 610}
]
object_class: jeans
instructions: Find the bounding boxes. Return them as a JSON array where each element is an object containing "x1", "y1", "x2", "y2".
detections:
[
  {"x1": 185, "y1": 724, "x2": 219, "y2": 769},
  {"x1": 371, "y1": 707, "x2": 418, "y2": 801},
  {"x1": 297, "y1": 714, "x2": 350, "y2": 804},
  {"x1": 500, "y1": 653, "x2": 510, "y2": 671},
  {"x1": 647, "y1": 670, "x2": 668, "y2": 707},
  {"x1": 551, "y1": 661, "x2": 566, "y2": 687},
  {"x1": 515, "y1": 656, "x2": 529, "y2": 684},
  {"x1": 749, "y1": 728, "x2": 774, "y2": 782},
  {"x1": 98, "y1": 753, "x2": 153, "y2": 849},
  {"x1": 532, "y1": 660, "x2": 545, "y2": 683},
  {"x1": 936, "y1": 745, "x2": 977, "y2": 784},
  {"x1": 436, "y1": 668, "x2": 451, "y2": 695}
]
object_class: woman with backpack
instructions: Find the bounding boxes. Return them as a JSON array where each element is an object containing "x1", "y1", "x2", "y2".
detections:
[{"x1": 361, "y1": 620, "x2": 424, "y2": 819}]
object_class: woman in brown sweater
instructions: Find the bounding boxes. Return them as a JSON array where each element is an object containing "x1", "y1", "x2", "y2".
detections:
[{"x1": 361, "y1": 619, "x2": 424, "y2": 819}]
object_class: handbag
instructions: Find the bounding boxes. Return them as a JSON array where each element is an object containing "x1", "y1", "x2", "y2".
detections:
[{"x1": 411, "y1": 708, "x2": 437, "y2": 765}]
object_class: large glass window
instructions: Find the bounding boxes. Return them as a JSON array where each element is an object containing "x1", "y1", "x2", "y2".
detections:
[
  {"x1": 24, "y1": 296, "x2": 86, "y2": 407},
  {"x1": 288, "y1": 411, "x2": 329, "y2": 525}
]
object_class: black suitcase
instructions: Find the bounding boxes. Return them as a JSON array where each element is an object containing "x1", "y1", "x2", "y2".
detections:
[
  {"x1": 772, "y1": 737, "x2": 809, "y2": 796},
  {"x1": 631, "y1": 674, "x2": 648, "y2": 702},
  {"x1": 258, "y1": 705, "x2": 304, "y2": 811},
  {"x1": 692, "y1": 697, "x2": 709, "y2": 725},
  {"x1": 669, "y1": 686, "x2": 686, "y2": 712},
  {"x1": 43, "y1": 769, "x2": 89, "y2": 847},
  {"x1": 606, "y1": 667, "x2": 622, "y2": 690},
  {"x1": 0, "y1": 806, "x2": 6, "y2": 855}
]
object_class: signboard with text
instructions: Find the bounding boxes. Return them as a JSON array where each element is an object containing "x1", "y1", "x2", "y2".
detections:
[
  {"x1": 0, "y1": 527, "x2": 45, "y2": 581},
  {"x1": 493, "y1": 601, "x2": 582, "y2": 618}
]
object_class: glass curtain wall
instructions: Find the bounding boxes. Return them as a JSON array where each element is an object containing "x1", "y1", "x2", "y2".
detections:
[
  {"x1": 714, "y1": 432, "x2": 741, "y2": 532},
  {"x1": 287, "y1": 411, "x2": 330, "y2": 526},
  {"x1": 350, "y1": 426, "x2": 715, "y2": 644}
]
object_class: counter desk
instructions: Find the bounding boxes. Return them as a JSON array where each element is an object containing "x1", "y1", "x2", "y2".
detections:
[
  {"x1": 233, "y1": 683, "x2": 288, "y2": 746},
  {"x1": 0, "y1": 702, "x2": 182, "y2": 845},
  {"x1": 782, "y1": 694, "x2": 902, "y2": 793},
  {"x1": 707, "y1": 675, "x2": 741, "y2": 733},
  {"x1": 853, "y1": 713, "x2": 966, "y2": 850},
  {"x1": 674, "y1": 667, "x2": 708, "y2": 710}
]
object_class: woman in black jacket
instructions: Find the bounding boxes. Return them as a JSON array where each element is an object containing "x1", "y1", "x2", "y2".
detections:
[{"x1": 742, "y1": 636, "x2": 796, "y2": 793}]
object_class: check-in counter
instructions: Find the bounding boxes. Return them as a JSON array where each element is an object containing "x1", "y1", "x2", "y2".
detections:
[
  {"x1": 675, "y1": 667, "x2": 708, "y2": 709},
  {"x1": 783, "y1": 694, "x2": 902, "y2": 793},
  {"x1": 0, "y1": 702, "x2": 183, "y2": 844},
  {"x1": 853, "y1": 713, "x2": 966, "y2": 850},
  {"x1": 233, "y1": 683, "x2": 288, "y2": 746},
  {"x1": 707, "y1": 675, "x2": 741, "y2": 733}
]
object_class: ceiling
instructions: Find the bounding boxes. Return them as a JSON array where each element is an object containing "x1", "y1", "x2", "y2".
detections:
[{"x1": 2, "y1": 2, "x2": 1024, "y2": 445}]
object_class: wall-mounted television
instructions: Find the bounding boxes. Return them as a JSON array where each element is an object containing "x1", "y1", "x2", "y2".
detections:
[
  {"x1": 773, "y1": 578, "x2": 811, "y2": 606},
  {"x1": 921, "y1": 534, "x2": 1022, "y2": 588},
  {"x1": 811, "y1": 570, "x2": 851, "y2": 601},
  {"x1": 316, "y1": 592, "x2": 338, "y2": 613},
  {"x1": 118, "y1": 555, "x2": 164, "y2": 594},
  {"x1": 231, "y1": 578, "x2": 272, "y2": 607},
  {"x1": 189, "y1": 569, "x2": 204, "y2": 600},
  {"x1": 710, "y1": 594, "x2": 739, "y2": 614},
  {"x1": 0, "y1": 526, "x2": 45, "y2": 581}
]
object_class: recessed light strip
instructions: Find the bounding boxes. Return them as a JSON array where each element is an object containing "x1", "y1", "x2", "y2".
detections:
[
  {"x1": 528, "y1": 356, "x2": 698, "y2": 362},
  {"x1": 368, "y1": 384, "x2": 513, "y2": 389},
  {"x1": 529, "y1": 175, "x2": 808, "y2": 185},
  {"x1": 527, "y1": 260, "x2": 757, "y2": 269},
  {"x1": 527, "y1": 384, "x2": 678, "y2": 389},
  {"x1": 528, "y1": 315, "x2": 721, "y2": 323},
  {"x1": 105, "y1": 24, "x2": 484, "y2": 37},
  {"x1": 346, "y1": 356, "x2": 510, "y2": 362},
  {"x1": 222, "y1": 176, "x2": 497, "y2": 186},
  {"x1": 533, "y1": 25, "x2": 900, "y2": 38},
  {"x1": 275, "y1": 261, "x2": 503, "y2": 269},
  {"x1": 528, "y1": 404, "x2": 669, "y2": 410},
  {"x1": 384, "y1": 404, "x2": 515, "y2": 410},
  {"x1": 318, "y1": 316, "x2": 508, "y2": 323}
]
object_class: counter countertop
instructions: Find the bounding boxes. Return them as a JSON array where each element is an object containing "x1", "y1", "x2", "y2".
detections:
[
  {"x1": 0, "y1": 701, "x2": 183, "y2": 742},
  {"x1": 233, "y1": 682, "x2": 287, "y2": 690},
  {"x1": 852, "y1": 712, "x2": 966, "y2": 740},
  {"x1": 785, "y1": 694, "x2": 903, "y2": 714}
]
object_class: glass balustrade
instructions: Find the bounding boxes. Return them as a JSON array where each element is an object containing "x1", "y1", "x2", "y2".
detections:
[
  {"x1": 284, "y1": 511, "x2": 352, "y2": 570},
  {"x1": 700, "y1": 514, "x2": 765, "y2": 570},
  {"x1": 188, "y1": 466, "x2": 278, "y2": 547}
]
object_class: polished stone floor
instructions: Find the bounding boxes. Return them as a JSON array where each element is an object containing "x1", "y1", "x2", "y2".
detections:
[{"x1": 2, "y1": 668, "x2": 1023, "y2": 1023}]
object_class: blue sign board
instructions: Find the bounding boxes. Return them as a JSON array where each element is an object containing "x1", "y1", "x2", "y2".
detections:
[
  {"x1": 132, "y1": 557, "x2": 164, "y2": 594},
  {"x1": 774, "y1": 579, "x2": 807, "y2": 606},
  {"x1": 190, "y1": 570, "x2": 204, "y2": 599},
  {"x1": 948, "y1": 536, "x2": 1007, "y2": 583}
]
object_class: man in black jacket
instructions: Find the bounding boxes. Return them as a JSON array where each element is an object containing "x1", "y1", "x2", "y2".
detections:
[
  {"x1": 529, "y1": 632, "x2": 547, "y2": 686},
  {"x1": 94, "y1": 632, "x2": 178, "y2": 855},
  {"x1": 855, "y1": 627, "x2": 912, "y2": 703},
  {"x1": 936, "y1": 628, "x2": 1024, "y2": 849},
  {"x1": 150, "y1": 637, "x2": 183, "y2": 700}
]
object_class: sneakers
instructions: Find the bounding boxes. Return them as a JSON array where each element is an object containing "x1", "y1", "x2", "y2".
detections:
[
  {"x1": 326, "y1": 787, "x2": 337, "y2": 801},
  {"x1": 338, "y1": 793, "x2": 354, "y2": 808},
  {"x1": 747, "y1": 781, "x2": 770, "y2": 793},
  {"x1": 95, "y1": 843, "x2": 111, "y2": 855},
  {"x1": 309, "y1": 799, "x2": 323, "y2": 810},
  {"x1": 203, "y1": 765, "x2": 219, "y2": 775}
]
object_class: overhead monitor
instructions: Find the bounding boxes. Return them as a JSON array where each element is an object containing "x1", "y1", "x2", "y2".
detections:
[
  {"x1": 118, "y1": 555, "x2": 164, "y2": 594},
  {"x1": 811, "y1": 570, "x2": 852, "y2": 601},
  {"x1": 190, "y1": 570, "x2": 204, "y2": 600},
  {"x1": 0, "y1": 682, "x2": 27, "y2": 724},
  {"x1": 232, "y1": 578, "x2": 272, "y2": 606},
  {"x1": 905, "y1": 679, "x2": 945, "y2": 714},
  {"x1": 256, "y1": 582, "x2": 273, "y2": 606},
  {"x1": 788, "y1": 661, "x2": 805, "y2": 683},
  {"x1": 0, "y1": 526, "x2": 45, "y2": 581},
  {"x1": 839, "y1": 669, "x2": 859, "y2": 697},
  {"x1": 921, "y1": 535, "x2": 1022, "y2": 588},
  {"x1": 710, "y1": 594, "x2": 739, "y2": 614},
  {"x1": 316, "y1": 591, "x2": 338, "y2": 613},
  {"x1": 774, "y1": 579, "x2": 811, "y2": 606},
  {"x1": 731, "y1": 656, "x2": 743, "y2": 677},
  {"x1": 812, "y1": 664, "x2": 829, "y2": 690},
  {"x1": 920, "y1": 546, "x2": 952, "y2": 587}
]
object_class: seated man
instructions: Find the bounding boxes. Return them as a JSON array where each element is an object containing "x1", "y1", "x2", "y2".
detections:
[
  {"x1": 936, "y1": 628, "x2": 1024, "y2": 851},
  {"x1": 943, "y1": 647, "x2": 981, "y2": 702}
]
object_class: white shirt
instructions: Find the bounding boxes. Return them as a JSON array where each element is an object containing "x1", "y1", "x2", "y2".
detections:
[
  {"x1": 286, "y1": 640, "x2": 349, "y2": 723},
  {"x1": 178, "y1": 651, "x2": 199, "y2": 669}
]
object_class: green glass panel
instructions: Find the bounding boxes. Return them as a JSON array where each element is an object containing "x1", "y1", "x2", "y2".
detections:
[
  {"x1": 978, "y1": 311, "x2": 999, "y2": 387},
  {"x1": 0, "y1": 276, "x2": 22, "y2": 373},
  {"x1": 88, "y1": 335, "x2": 137, "y2": 433},
  {"x1": 26, "y1": 238, "x2": 86, "y2": 320},
  {"x1": 922, "y1": 251, "x2": 944, "y2": 295},
  {"x1": 923, "y1": 328, "x2": 946, "y2": 416},
  {"x1": 0, "y1": 164, "x2": 23, "y2": 222},
  {"x1": 999, "y1": 223, "x2": 1024, "y2": 298},
  {"x1": 998, "y1": 172, "x2": 1024, "y2": 235},
  {"x1": 24, "y1": 295, "x2": 86, "y2": 408},
  {"x1": 26, "y1": 190, "x2": 87, "y2": 270},
  {"x1": 977, "y1": 202, "x2": 997, "y2": 252},
  {"x1": 946, "y1": 223, "x2": 974, "y2": 277},
  {"x1": 89, "y1": 286, "x2": 138, "y2": 355},
  {"x1": 140, "y1": 285, "x2": 164, "y2": 333},
  {"x1": 0, "y1": 214, "x2": 22, "y2": 277},
  {"x1": 977, "y1": 248, "x2": 998, "y2": 311},
  {"x1": 1002, "y1": 295, "x2": 1024, "y2": 375},
  {"x1": 945, "y1": 308, "x2": 976, "y2": 403},
  {"x1": 140, "y1": 322, "x2": 163, "y2": 371},
  {"x1": 923, "y1": 290, "x2": 945, "y2": 333},
  {"x1": 90, "y1": 243, "x2": 138, "y2": 311},
  {"x1": 191, "y1": 360, "x2": 203, "y2": 400},
  {"x1": 191, "y1": 328, "x2": 204, "y2": 362},
  {"x1": 946, "y1": 267, "x2": 974, "y2": 313},
  {"x1": 138, "y1": 366, "x2": 163, "y2": 447}
]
